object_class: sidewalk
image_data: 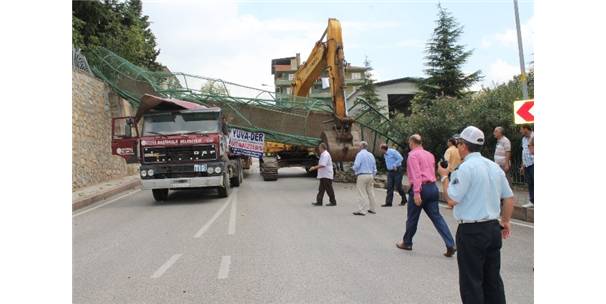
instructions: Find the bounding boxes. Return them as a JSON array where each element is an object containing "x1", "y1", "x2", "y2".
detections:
[
  {"x1": 72, "y1": 175, "x2": 141, "y2": 211},
  {"x1": 374, "y1": 174, "x2": 534, "y2": 223}
]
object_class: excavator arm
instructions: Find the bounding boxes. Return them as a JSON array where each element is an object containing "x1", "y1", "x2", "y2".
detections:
[
  {"x1": 290, "y1": 18, "x2": 358, "y2": 161},
  {"x1": 292, "y1": 18, "x2": 348, "y2": 120}
]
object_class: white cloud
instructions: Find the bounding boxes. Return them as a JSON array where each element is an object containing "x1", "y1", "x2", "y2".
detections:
[
  {"x1": 480, "y1": 37, "x2": 492, "y2": 48},
  {"x1": 143, "y1": 2, "x2": 399, "y2": 98},
  {"x1": 482, "y1": 59, "x2": 520, "y2": 88},
  {"x1": 494, "y1": 15, "x2": 535, "y2": 51}
]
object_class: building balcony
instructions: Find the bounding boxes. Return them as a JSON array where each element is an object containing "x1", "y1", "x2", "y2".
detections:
[
  {"x1": 274, "y1": 79, "x2": 293, "y2": 86},
  {"x1": 345, "y1": 79, "x2": 365, "y2": 86}
]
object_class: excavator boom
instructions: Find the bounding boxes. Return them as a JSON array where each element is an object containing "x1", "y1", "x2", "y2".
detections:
[
  {"x1": 290, "y1": 18, "x2": 357, "y2": 161},
  {"x1": 292, "y1": 18, "x2": 347, "y2": 120}
]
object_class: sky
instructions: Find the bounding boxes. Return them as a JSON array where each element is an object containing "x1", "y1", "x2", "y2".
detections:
[{"x1": 142, "y1": 0, "x2": 534, "y2": 93}]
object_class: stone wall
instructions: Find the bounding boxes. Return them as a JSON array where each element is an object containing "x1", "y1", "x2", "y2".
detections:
[{"x1": 72, "y1": 70, "x2": 139, "y2": 191}]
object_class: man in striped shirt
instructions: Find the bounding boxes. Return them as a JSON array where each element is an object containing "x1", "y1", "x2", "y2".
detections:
[{"x1": 396, "y1": 134, "x2": 456, "y2": 257}]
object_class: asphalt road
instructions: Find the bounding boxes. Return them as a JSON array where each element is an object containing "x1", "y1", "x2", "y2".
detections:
[{"x1": 73, "y1": 162, "x2": 534, "y2": 304}]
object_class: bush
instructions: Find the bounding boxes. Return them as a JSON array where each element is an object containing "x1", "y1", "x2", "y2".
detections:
[{"x1": 391, "y1": 71, "x2": 534, "y2": 163}]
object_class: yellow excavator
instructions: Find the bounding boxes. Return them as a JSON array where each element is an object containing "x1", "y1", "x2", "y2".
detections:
[{"x1": 259, "y1": 18, "x2": 362, "y2": 180}]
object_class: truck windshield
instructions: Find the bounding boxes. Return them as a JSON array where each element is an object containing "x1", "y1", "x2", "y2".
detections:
[{"x1": 142, "y1": 112, "x2": 220, "y2": 136}]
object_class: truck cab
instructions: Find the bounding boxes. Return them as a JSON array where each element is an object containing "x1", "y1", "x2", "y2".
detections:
[{"x1": 112, "y1": 94, "x2": 245, "y2": 201}]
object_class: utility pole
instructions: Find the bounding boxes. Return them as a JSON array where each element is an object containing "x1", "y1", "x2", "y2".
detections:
[{"x1": 513, "y1": 0, "x2": 529, "y2": 99}]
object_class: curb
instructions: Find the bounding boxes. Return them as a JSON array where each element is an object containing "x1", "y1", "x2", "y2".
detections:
[{"x1": 72, "y1": 178, "x2": 141, "y2": 211}]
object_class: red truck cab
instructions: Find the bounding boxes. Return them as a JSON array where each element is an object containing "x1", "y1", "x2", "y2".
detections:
[{"x1": 112, "y1": 94, "x2": 245, "y2": 201}]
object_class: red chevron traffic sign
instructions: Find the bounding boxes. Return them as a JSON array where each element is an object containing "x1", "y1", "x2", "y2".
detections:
[{"x1": 514, "y1": 99, "x2": 534, "y2": 124}]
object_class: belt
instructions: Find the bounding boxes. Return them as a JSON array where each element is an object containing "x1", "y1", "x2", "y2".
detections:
[
  {"x1": 457, "y1": 219, "x2": 499, "y2": 224},
  {"x1": 357, "y1": 173, "x2": 372, "y2": 175},
  {"x1": 388, "y1": 166, "x2": 403, "y2": 172}
]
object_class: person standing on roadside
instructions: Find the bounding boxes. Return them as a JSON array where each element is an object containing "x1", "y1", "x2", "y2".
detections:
[
  {"x1": 519, "y1": 125, "x2": 534, "y2": 207},
  {"x1": 352, "y1": 141, "x2": 377, "y2": 216},
  {"x1": 444, "y1": 136, "x2": 462, "y2": 175},
  {"x1": 395, "y1": 134, "x2": 456, "y2": 257},
  {"x1": 310, "y1": 143, "x2": 337, "y2": 207},
  {"x1": 380, "y1": 143, "x2": 407, "y2": 207},
  {"x1": 438, "y1": 126, "x2": 514, "y2": 304},
  {"x1": 493, "y1": 126, "x2": 512, "y2": 185}
]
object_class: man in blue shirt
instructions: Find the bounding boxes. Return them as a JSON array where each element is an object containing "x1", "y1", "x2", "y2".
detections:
[
  {"x1": 380, "y1": 144, "x2": 407, "y2": 207},
  {"x1": 352, "y1": 141, "x2": 377, "y2": 216},
  {"x1": 438, "y1": 126, "x2": 514, "y2": 304}
]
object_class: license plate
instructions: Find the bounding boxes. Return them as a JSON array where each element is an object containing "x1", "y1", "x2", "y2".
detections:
[
  {"x1": 171, "y1": 179, "x2": 190, "y2": 188},
  {"x1": 194, "y1": 164, "x2": 207, "y2": 172}
]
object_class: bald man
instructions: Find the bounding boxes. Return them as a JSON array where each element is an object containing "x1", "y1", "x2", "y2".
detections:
[{"x1": 396, "y1": 134, "x2": 456, "y2": 257}]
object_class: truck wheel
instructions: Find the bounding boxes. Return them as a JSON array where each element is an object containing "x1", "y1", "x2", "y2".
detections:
[
  {"x1": 218, "y1": 172, "x2": 231, "y2": 197},
  {"x1": 230, "y1": 162, "x2": 242, "y2": 187},
  {"x1": 152, "y1": 189, "x2": 169, "y2": 202}
]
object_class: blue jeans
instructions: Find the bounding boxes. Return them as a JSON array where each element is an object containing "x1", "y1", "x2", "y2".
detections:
[
  {"x1": 524, "y1": 165, "x2": 534, "y2": 204},
  {"x1": 385, "y1": 167, "x2": 405, "y2": 205},
  {"x1": 403, "y1": 183, "x2": 455, "y2": 248}
]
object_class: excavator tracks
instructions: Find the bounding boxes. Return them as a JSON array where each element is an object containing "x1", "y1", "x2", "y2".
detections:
[{"x1": 260, "y1": 157, "x2": 279, "y2": 181}]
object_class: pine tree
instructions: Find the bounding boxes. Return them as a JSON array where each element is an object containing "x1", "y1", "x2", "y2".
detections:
[
  {"x1": 358, "y1": 56, "x2": 382, "y2": 109},
  {"x1": 420, "y1": 4, "x2": 482, "y2": 99}
]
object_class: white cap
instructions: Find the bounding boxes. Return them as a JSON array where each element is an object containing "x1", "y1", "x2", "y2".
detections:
[{"x1": 459, "y1": 126, "x2": 485, "y2": 145}]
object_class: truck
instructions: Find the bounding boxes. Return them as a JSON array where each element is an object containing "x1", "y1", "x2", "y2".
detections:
[{"x1": 111, "y1": 94, "x2": 248, "y2": 201}]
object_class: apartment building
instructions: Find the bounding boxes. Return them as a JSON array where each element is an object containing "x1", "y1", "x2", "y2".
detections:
[{"x1": 271, "y1": 53, "x2": 368, "y2": 99}]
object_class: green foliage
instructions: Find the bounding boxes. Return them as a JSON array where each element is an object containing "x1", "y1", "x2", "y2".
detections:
[
  {"x1": 72, "y1": 0, "x2": 162, "y2": 71},
  {"x1": 392, "y1": 70, "x2": 534, "y2": 161},
  {"x1": 200, "y1": 81, "x2": 230, "y2": 96},
  {"x1": 420, "y1": 4, "x2": 482, "y2": 100}
]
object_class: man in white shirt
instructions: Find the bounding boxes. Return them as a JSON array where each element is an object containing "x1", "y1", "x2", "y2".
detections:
[
  {"x1": 310, "y1": 143, "x2": 337, "y2": 206},
  {"x1": 493, "y1": 126, "x2": 512, "y2": 184}
]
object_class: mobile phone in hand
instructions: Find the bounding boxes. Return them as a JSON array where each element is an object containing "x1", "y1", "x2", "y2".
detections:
[{"x1": 440, "y1": 160, "x2": 448, "y2": 169}]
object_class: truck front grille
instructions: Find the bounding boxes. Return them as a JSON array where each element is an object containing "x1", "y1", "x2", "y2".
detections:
[{"x1": 143, "y1": 144, "x2": 216, "y2": 163}]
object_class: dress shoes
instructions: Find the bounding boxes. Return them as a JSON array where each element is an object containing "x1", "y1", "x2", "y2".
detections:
[
  {"x1": 312, "y1": 202, "x2": 322, "y2": 206},
  {"x1": 325, "y1": 203, "x2": 337, "y2": 206},
  {"x1": 368, "y1": 210, "x2": 376, "y2": 214},
  {"x1": 381, "y1": 204, "x2": 392, "y2": 207},
  {"x1": 444, "y1": 247, "x2": 456, "y2": 257},
  {"x1": 396, "y1": 241, "x2": 412, "y2": 251},
  {"x1": 352, "y1": 211, "x2": 365, "y2": 216}
]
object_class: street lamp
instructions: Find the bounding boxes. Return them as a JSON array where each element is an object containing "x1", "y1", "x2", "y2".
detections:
[{"x1": 513, "y1": 0, "x2": 529, "y2": 100}]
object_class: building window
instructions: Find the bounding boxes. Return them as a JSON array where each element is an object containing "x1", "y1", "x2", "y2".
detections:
[
  {"x1": 288, "y1": 74, "x2": 294, "y2": 81},
  {"x1": 351, "y1": 72, "x2": 361, "y2": 80},
  {"x1": 286, "y1": 87, "x2": 292, "y2": 95}
]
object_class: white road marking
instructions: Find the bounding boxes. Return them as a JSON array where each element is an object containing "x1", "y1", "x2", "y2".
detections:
[
  {"x1": 228, "y1": 192, "x2": 238, "y2": 235},
  {"x1": 151, "y1": 253, "x2": 182, "y2": 279},
  {"x1": 72, "y1": 189, "x2": 141, "y2": 218},
  {"x1": 194, "y1": 189, "x2": 238, "y2": 238},
  {"x1": 218, "y1": 256, "x2": 231, "y2": 279}
]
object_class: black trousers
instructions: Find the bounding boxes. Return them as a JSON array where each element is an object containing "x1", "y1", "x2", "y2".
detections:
[
  {"x1": 385, "y1": 167, "x2": 406, "y2": 205},
  {"x1": 524, "y1": 165, "x2": 534, "y2": 204},
  {"x1": 456, "y1": 220, "x2": 506, "y2": 304},
  {"x1": 316, "y1": 178, "x2": 336, "y2": 204}
]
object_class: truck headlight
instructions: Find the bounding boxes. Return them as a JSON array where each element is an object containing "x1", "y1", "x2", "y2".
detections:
[
  {"x1": 208, "y1": 167, "x2": 215, "y2": 174},
  {"x1": 215, "y1": 166, "x2": 222, "y2": 174},
  {"x1": 147, "y1": 169, "x2": 154, "y2": 176},
  {"x1": 141, "y1": 170, "x2": 147, "y2": 177}
]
